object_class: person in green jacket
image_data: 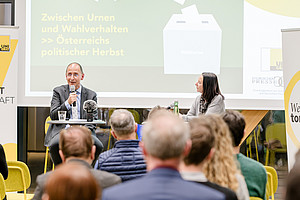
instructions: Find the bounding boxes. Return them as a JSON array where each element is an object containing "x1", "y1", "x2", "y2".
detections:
[{"x1": 223, "y1": 110, "x2": 267, "y2": 200}]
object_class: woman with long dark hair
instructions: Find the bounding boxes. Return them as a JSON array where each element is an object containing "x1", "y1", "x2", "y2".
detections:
[{"x1": 182, "y1": 72, "x2": 225, "y2": 122}]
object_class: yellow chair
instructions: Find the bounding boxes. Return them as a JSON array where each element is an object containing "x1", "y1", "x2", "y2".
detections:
[
  {"x1": 127, "y1": 109, "x2": 140, "y2": 124},
  {"x1": 3, "y1": 143, "x2": 17, "y2": 161},
  {"x1": 108, "y1": 109, "x2": 140, "y2": 124},
  {"x1": 44, "y1": 116, "x2": 54, "y2": 173},
  {"x1": 266, "y1": 172, "x2": 273, "y2": 200},
  {"x1": 253, "y1": 124, "x2": 261, "y2": 162},
  {"x1": 5, "y1": 161, "x2": 33, "y2": 200},
  {"x1": 250, "y1": 197, "x2": 263, "y2": 200},
  {"x1": 0, "y1": 173, "x2": 6, "y2": 200},
  {"x1": 265, "y1": 123, "x2": 287, "y2": 166},
  {"x1": 265, "y1": 166, "x2": 278, "y2": 200},
  {"x1": 246, "y1": 124, "x2": 261, "y2": 162},
  {"x1": 246, "y1": 134, "x2": 253, "y2": 158}
]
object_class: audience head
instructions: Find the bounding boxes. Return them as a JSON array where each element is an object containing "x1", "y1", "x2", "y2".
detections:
[
  {"x1": 148, "y1": 105, "x2": 166, "y2": 120},
  {"x1": 142, "y1": 110, "x2": 190, "y2": 161},
  {"x1": 203, "y1": 114, "x2": 239, "y2": 191},
  {"x1": 222, "y1": 110, "x2": 246, "y2": 147},
  {"x1": 183, "y1": 116, "x2": 215, "y2": 166},
  {"x1": 59, "y1": 126, "x2": 95, "y2": 162},
  {"x1": 110, "y1": 109, "x2": 136, "y2": 138},
  {"x1": 200, "y1": 72, "x2": 223, "y2": 103},
  {"x1": 43, "y1": 163, "x2": 100, "y2": 200},
  {"x1": 286, "y1": 149, "x2": 300, "y2": 200}
]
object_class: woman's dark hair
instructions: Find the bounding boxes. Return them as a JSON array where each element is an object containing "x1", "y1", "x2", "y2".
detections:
[{"x1": 202, "y1": 72, "x2": 223, "y2": 103}]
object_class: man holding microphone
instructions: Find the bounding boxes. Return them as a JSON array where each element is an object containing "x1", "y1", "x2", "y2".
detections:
[{"x1": 45, "y1": 62, "x2": 103, "y2": 166}]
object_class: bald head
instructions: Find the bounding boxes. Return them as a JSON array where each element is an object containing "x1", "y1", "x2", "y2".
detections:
[
  {"x1": 66, "y1": 62, "x2": 83, "y2": 74},
  {"x1": 142, "y1": 110, "x2": 190, "y2": 160}
]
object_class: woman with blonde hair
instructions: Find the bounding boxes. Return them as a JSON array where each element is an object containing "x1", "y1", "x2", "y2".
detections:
[{"x1": 203, "y1": 114, "x2": 249, "y2": 200}]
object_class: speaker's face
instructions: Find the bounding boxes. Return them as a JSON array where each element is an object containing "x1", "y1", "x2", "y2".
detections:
[{"x1": 66, "y1": 64, "x2": 84, "y2": 90}]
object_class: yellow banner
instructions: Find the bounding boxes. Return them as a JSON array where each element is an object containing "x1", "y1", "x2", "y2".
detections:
[{"x1": 0, "y1": 37, "x2": 18, "y2": 87}]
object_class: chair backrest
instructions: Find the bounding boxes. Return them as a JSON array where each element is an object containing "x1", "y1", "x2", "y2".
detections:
[
  {"x1": 0, "y1": 173, "x2": 6, "y2": 200},
  {"x1": 249, "y1": 197, "x2": 263, "y2": 200},
  {"x1": 127, "y1": 109, "x2": 140, "y2": 124},
  {"x1": 265, "y1": 166, "x2": 278, "y2": 193},
  {"x1": 265, "y1": 123, "x2": 287, "y2": 148},
  {"x1": 3, "y1": 143, "x2": 17, "y2": 161},
  {"x1": 45, "y1": 116, "x2": 51, "y2": 135},
  {"x1": 255, "y1": 123, "x2": 262, "y2": 141},
  {"x1": 109, "y1": 109, "x2": 140, "y2": 124},
  {"x1": 4, "y1": 161, "x2": 31, "y2": 192},
  {"x1": 265, "y1": 172, "x2": 273, "y2": 200}
]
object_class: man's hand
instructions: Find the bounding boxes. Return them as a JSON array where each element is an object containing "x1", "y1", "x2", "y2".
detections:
[{"x1": 67, "y1": 92, "x2": 77, "y2": 105}]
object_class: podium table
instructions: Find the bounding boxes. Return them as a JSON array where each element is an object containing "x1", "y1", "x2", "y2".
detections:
[{"x1": 47, "y1": 119, "x2": 106, "y2": 126}]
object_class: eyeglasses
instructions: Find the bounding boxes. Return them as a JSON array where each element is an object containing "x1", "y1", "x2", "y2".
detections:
[{"x1": 67, "y1": 73, "x2": 80, "y2": 78}]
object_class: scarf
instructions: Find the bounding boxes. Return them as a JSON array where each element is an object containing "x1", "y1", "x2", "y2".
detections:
[{"x1": 199, "y1": 96, "x2": 208, "y2": 114}]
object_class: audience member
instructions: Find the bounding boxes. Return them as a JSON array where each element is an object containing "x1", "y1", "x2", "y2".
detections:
[
  {"x1": 0, "y1": 144, "x2": 8, "y2": 180},
  {"x1": 203, "y1": 114, "x2": 249, "y2": 200},
  {"x1": 134, "y1": 105, "x2": 166, "y2": 141},
  {"x1": 42, "y1": 163, "x2": 100, "y2": 200},
  {"x1": 102, "y1": 110, "x2": 225, "y2": 200},
  {"x1": 94, "y1": 109, "x2": 146, "y2": 181},
  {"x1": 180, "y1": 116, "x2": 238, "y2": 200},
  {"x1": 33, "y1": 126, "x2": 121, "y2": 200},
  {"x1": 147, "y1": 105, "x2": 165, "y2": 120},
  {"x1": 223, "y1": 110, "x2": 267, "y2": 200},
  {"x1": 286, "y1": 149, "x2": 300, "y2": 200}
]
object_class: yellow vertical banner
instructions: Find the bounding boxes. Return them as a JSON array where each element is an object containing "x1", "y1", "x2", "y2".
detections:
[{"x1": 0, "y1": 27, "x2": 19, "y2": 160}]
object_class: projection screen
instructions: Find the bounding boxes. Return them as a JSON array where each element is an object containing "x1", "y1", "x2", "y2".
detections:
[{"x1": 23, "y1": 0, "x2": 300, "y2": 109}]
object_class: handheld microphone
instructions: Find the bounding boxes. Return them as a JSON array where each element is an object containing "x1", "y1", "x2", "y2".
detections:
[{"x1": 70, "y1": 85, "x2": 76, "y2": 107}]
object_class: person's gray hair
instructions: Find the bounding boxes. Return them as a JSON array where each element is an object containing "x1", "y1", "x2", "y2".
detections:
[
  {"x1": 142, "y1": 110, "x2": 190, "y2": 160},
  {"x1": 110, "y1": 109, "x2": 135, "y2": 137}
]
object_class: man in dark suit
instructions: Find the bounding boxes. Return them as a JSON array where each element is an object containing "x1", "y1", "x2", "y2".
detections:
[
  {"x1": 33, "y1": 126, "x2": 121, "y2": 200},
  {"x1": 102, "y1": 110, "x2": 225, "y2": 200},
  {"x1": 45, "y1": 62, "x2": 103, "y2": 165}
]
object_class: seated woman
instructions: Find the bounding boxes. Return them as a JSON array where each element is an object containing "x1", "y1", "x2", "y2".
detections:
[{"x1": 182, "y1": 72, "x2": 225, "y2": 122}]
